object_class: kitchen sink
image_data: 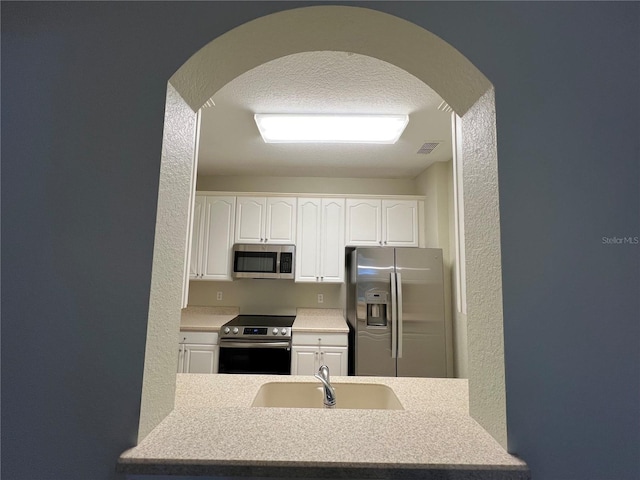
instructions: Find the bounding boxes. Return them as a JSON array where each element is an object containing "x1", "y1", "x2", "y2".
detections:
[{"x1": 251, "y1": 382, "x2": 404, "y2": 410}]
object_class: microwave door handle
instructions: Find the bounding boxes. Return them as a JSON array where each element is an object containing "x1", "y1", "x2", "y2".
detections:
[{"x1": 390, "y1": 272, "x2": 397, "y2": 359}]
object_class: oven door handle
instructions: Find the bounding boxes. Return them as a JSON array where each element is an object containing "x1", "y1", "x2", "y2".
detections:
[{"x1": 219, "y1": 340, "x2": 291, "y2": 349}]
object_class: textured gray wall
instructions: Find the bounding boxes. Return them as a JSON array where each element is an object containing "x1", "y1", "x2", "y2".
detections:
[{"x1": 2, "y1": 2, "x2": 638, "y2": 480}]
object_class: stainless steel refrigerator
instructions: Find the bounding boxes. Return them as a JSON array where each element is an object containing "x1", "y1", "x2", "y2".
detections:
[{"x1": 347, "y1": 247, "x2": 447, "y2": 377}]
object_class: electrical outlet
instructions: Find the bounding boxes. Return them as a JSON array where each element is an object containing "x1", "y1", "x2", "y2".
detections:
[
  {"x1": 216, "y1": 291, "x2": 223, "y2": 301},
  {"x1": 317, "y1": 294, "x2": 324, "y2": 304}
]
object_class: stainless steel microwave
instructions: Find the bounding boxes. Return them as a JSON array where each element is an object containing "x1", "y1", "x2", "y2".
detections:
[{"x1": 232, "y1": 244, "x2": 295, "y2": 279}]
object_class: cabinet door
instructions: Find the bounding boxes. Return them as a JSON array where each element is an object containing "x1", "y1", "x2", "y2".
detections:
[
  {"x1": 345, "y1": 199, "x2": 381, "y2": 246},
  {"x1": 382, "y1": 200, "x2": 418, "y2": 247},
  {"x1": 183, "y1": 344, "x2": 218, "y2": 374},
  {"x1": 266, "y1": 197, "x2": 296, "y2": 243},
  {"x1": 319, "y1": 198, "x2": 345, "y2": 282},
  {"x1": 177, "y1": 344, "x2": 186, "y2": 373},
  {"x1": 295, "y1": 198, "x2": 321, "y2": 282},
  {"x1": 291, "y1": 346, "x2": 319, "y2": 375},
  {"x1": 235, "y1": 197, "x2": 266, "y2": 243},
  {"x1": 189, "y1": 196, "x2": 205, "y2": 279},
  {"x1": 319, "y1": 346, "x2": 348, "y2": 376},
  {"x1": 201, "y1": 196, "x2": 235, "y2": 280}
]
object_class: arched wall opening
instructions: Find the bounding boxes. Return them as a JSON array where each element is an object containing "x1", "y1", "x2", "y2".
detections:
[{"x1": 139, "y1": 5, "x2": 507, "y2": 449}]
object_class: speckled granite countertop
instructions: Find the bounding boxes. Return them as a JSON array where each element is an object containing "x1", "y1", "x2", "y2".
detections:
[
  {"x1": 180, "y1": 306, "x2": 239, "y2": 332},
  {"x1": 293, "y1": 308, "x2": 349, "y2": 333},
  {"x1": 181, "y1": 307, "x2": 348, "y2": 334},
  {"x1": 118, "y1": 375, "x2": 528, "y2": 479}
]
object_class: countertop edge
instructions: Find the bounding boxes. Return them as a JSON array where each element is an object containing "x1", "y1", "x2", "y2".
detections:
[
  {"x1": 180, "y1": 309, "x2": 349, "y2": 333},
  {"x1": 116, "y1": 459, "x2": 530, "y2": 479}
]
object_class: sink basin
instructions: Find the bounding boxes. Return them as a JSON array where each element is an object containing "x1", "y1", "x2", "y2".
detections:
[{"x1": 251, "y1": 382, "x2": 404, "y2": 410}]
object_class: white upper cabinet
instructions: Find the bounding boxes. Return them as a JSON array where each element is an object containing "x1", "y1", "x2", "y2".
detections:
[
  {"x1": 345, "y1": 198, "x2": 381, "y2": 246},
  {"x1": 234, "y1": 197, "x2": 265, "y2": 243},
  {"x1": 346, "y1": 198, "x2": 419, "y2": 247},
  {"x1": 189, "y1": 196, "x2": 205, "y2": 278},
  {"x1": 266, "y1": 197, "x2": 297, "y2": 243},
  {"x1": 190, "y1": 195, "x2": 236, "y2": 281},
  {"x1": 381, "y1": 199, "x2": 419, "y2": 247},
  {"x1": 320, "y1": 198, "x2": 346, "y2": 281},
  {"x1": 235, "y1": 196, "x2": 296, "y2": 244},
  {"x1": 296, "y1": 198, "x2": 345, "y2": 283}
]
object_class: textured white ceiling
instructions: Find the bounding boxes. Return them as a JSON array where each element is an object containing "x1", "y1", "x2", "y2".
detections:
[{"x1": 197, "y1": 51, "x2": 453, "y2": 179}]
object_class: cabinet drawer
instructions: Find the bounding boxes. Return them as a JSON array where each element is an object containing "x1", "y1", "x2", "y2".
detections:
[
  {"x1": 292, "y1": 332, "x2": 348, "y2": 347},
  {"x1": 179, "y1": 331, "x2": 218, "y2": 345}
]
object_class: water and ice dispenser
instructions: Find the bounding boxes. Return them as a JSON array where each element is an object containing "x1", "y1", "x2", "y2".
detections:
[{"x1": 365, "y1": 290, "x2": 389, "y2": 326}]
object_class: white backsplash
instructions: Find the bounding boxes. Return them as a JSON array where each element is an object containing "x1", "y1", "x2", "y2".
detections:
[{"x1": 188, "y1": 280, "x2": 344, "y2": 315}]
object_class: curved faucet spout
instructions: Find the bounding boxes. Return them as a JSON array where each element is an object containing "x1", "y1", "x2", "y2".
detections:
[{"x1": 314, "y1": 365, "x2": 336, "y2": 407}]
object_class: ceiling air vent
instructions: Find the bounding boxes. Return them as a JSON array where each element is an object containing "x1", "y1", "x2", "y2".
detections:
[{"x1": 416, "y1": 142, "x2": 440, "y2": 155}]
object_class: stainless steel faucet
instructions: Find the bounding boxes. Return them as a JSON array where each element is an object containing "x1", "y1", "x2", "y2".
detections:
[{"x1": 314, "y1": 365, "x2": 336, "y2": 408}]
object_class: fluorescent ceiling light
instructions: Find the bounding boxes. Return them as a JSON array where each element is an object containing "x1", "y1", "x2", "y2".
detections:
[{"x1": 254, "y1": 114, "x2": 409, "y2": 144}]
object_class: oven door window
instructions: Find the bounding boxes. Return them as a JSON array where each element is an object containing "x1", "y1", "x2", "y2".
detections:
[
  {"x1": 218, "y1": 346, "x2": 291, "y2": 375},
  {"x1": 234, "y1": 252, "x2": 278, "y2": 274}
]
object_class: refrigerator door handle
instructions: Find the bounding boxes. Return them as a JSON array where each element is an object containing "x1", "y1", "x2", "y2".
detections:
[
  {"x1": 390, "y1": 272, "x2": 398, "y2": 359},
  {"x1": 396, "y1": 272, "x2": 403, "y2": 358}
]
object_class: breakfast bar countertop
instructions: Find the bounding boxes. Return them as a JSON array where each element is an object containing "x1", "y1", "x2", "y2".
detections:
[{"x1": 118, "y1": 374, "x2": 529, "y2": 479}]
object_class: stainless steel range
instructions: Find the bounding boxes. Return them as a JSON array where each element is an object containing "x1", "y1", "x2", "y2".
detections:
[{"x1": 218, "y1": 315, "x2": 295, "y2": 375}]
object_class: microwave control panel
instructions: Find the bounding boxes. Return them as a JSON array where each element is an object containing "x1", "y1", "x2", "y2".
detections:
[{"x1": 280, "y1": 252, "x2": 293, "y2": 273}]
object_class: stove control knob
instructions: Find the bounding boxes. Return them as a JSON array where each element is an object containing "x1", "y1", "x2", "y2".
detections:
[
  {"x1": 223, "y1": 327, "x2": 230, "y2": 334},
  {"x1": 281, "y1": 328, "x2": 287, "y2": 335},
  {"x1": 232, "y1": 327, "x2": 239, "y2": 334},
  {"x1": 272, "y1": 328, "x2": 279, "y2": 335}
]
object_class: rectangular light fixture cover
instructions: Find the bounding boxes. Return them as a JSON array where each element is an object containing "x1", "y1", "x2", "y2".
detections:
[{"x1": 254, "y1": 114, "x2": 409, "y2": 144}]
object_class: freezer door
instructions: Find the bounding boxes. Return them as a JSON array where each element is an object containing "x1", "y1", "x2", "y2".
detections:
[
  {"x1": 354, "y1": 248, "x2": 396, "y2": 376},
  {"x1": 395, "y1": 248, "x2": 447, "y2": 377}
]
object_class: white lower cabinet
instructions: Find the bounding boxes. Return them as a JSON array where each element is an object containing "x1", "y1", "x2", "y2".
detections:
[
  {"x1": 178, "y1": 331, "x2": 219, "y2": 374},
  {"x1": 291, "y1": 332, "x2": 348, "y2": 376}
]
